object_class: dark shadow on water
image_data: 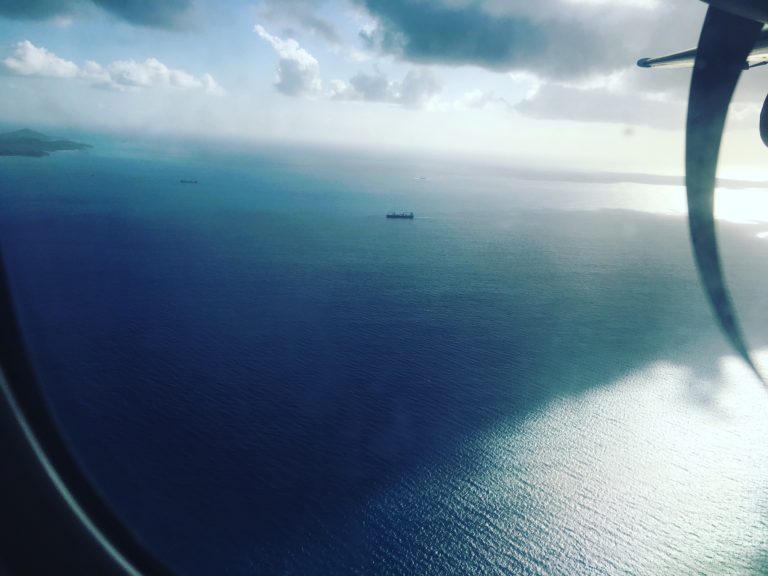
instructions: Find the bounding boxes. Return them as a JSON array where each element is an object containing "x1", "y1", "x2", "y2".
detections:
[{"x1": 1, "y1": 172, "x2": 767, "y2": 574}]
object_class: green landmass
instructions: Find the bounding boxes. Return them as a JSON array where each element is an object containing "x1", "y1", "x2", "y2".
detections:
[{"x1": 0, "y1": 129, "x2": 91, "y2": 157}]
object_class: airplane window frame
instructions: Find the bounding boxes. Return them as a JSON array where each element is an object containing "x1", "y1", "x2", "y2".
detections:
[{"x1": 0, "y1": 253, "x2": 172, "y2": 575}]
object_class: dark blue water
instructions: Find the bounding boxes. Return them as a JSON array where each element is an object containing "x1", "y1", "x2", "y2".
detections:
[{"x1": 2, "y1": 146, "x2": 768, "y2": 575}]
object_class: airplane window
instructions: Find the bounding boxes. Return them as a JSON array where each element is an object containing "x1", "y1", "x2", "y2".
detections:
[{"x1": 2, "y1": 1, "x2": 768, "y2": 575}]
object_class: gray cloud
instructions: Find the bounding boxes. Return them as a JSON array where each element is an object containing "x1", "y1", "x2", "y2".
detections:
[
  {"x1": 514, "y1": 66, "x2": 768, "y2": 130},
  {"x1": 92, "y1": 0, "x2": 192, "y2": 28},
  {"x1": 515, "y1": 82, "x2": 685, "y2": 129},
  {"x1": 259, "y1": 0, "x2": 340, "y2": 45},
  {"x1": 351, "y1": 0, "x2": 726, "y2": 129},
  {"x1": 0, "y1": 0, "x2": 76, "y2": 20},
  {"x1": 248, "y1": 0, "x2": 704, "y2": 84},
  {"x1": 331, "y1": 68, "x2": 440, "y2": 107},
  {"x1": 399, "y1": 69, "x2": 440, "y2": 107},
  {"x1": 341, "y1": 70, "x2": 390, "y2": 100},
  {"x1": 459, "y1": 89, "x2": 512, "y2": 111},
  {"x1": 0, "y1": 0, "x2": 192, "y2": 28},
  {"x1": 351, "y1": 0, "x2": 767, "y2": 128},
  {"x1": 514, "y1": 13, "x2": 768, "y2": 130},
  {"x1": 354, "y1": 0, "x2": 643, "y2": 80}
]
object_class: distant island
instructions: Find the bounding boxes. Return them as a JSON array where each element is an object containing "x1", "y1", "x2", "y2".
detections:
[{"x1": 0, "y1": 129, "x2": 91, "y2": 157}]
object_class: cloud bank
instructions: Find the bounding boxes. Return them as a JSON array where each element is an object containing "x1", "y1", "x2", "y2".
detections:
[
  {"x1": 459, "y1": 89, "x2": 512, "y2": 111},
  {"x1": 254, "y1": 22, "x2": 440, "y2": 108},
  {"x1": 0, "y1": 0, "x2": 193, "y2": 28},
  {"x1": 353, "y1": 0, "x2": 635, "y2": 80},
  {"x1": 2, "y1": 41, "x2": 223, "y2": 94},
  {"x1": 514, "y1": 80, "x2": 684, "y2": 128},
  {"x1": 330, "y1": 68, "x2": 440, "y2": 107},
  {"x1": 258, "y1": 0, "x2": 340, "y2": 45},
  {"x1": 3, "y1": 40, "x2": 80, "y2": 78},
  {"x1": 347, "y1": 0, "x2": 709, "y2": 127}
]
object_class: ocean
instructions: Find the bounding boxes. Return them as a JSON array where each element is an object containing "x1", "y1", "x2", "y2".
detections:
[{"x1": 1, "y1": 143, "x2": 768, "y2": 575}]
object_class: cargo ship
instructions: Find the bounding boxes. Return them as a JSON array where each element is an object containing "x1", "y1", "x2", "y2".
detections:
[{"x1": 386, "y1": 211, "x2": 414, "y2": 219}]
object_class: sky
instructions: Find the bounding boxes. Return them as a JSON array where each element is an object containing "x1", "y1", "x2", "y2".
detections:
[{"x1": 1, "y1": 0, "x2": 768, "y2": 174}]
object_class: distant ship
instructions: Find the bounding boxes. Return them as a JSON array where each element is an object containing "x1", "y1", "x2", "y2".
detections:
[
  {"x1": 180, "y1": 179, "x2": 198, "y2": 184},
  {"x1": 386, "y1": 211, "x2": 414, "y2": 219}
]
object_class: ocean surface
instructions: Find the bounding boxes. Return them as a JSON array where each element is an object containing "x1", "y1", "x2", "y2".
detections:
[{"x1": 2, "y1": 143, "x2": 768, "y2": 575}]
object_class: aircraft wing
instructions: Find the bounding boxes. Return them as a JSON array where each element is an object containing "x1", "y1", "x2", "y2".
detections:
[
  {"x1": 638, "y1": 27, "x2": 768, "y2": 68},
  {"x1": 684, "y1": 8, "x2": 765, "y2": 382},
  {"x1": 639, "y1": 8, "x2": 766, "y2": 383}
]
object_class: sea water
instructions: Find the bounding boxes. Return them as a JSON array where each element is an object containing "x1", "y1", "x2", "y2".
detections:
[{"x1": 1, "y1": 143, "x2": 768, "y2": 575}]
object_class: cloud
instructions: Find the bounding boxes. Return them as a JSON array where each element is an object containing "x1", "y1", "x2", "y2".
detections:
[
  {"x1": 255, "y1": 24, "x2": 322, "y2": 97},
  {"x1": 2, "y1": 41, "x2": 223, "y2": 94},
  {"x1": 103, "y1": 58, "x2": 223, "y2": 93},
  {"x1": 330, "y1": 68, "x2": 440, "y2": 107},
  {"x1": 458, "y1": 89, "x2": 512, "y2": 111},
  {"x1": 514, "y1": 81, "x2": 684, "y2": 128},
  {"x1": 331, "y1": 71, "x2": 389, "y2": 101},
  {"x1": 0, "y1": 0, "x2": 74, "y2": 20},
  {"x1": 0, "y1": 0, "x2": 192, "y2": 28},
  {"x1": 351, "y1": 1, "x2": 710, "y2": 81},
  {"x1": 3, "y1": 40, "x2": 80, "y2": 78},
  {"x1": 399, "y1": 69, "x2": 440, "y2": 107},
  {"x1": 513, "y1": 65, "x2": 768, "y2": 130},
  {"x1": 258, "y1": 0, "x2": 340, "y2": 45},
  {"x1": 348, "y1": 0, "x2": 713, "y2": 126},
  {"x1": 91, "y1": 0, "x2": 192, "y2": 28},
  {"x1": 354, "y1": 0, "x2": 635, "y2": 80}
]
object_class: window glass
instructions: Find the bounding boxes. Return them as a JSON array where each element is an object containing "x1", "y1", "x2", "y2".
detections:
[{"x1": 1, "y1": 2, "x2": 768, "y2": 574}]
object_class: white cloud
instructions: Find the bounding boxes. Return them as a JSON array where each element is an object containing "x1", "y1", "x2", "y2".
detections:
[
  {"x1": 200, "y1": 73, "x2": 223, "y2": 95},
  {"x1": 3, "y1": 40, "x2": 79, "y2": 78},
  {"x1": 255, "y1": 24, "x2": 322, "y2": 97},
  {"x1": 82, "y1": 60, "x2": 109, "y2": 83},
  {"x1": 104, "y1": 58, "x2": 224, "y2": 94},
  {"x1": 2, "y1": 40, "x2": 223, "y2": 95}
]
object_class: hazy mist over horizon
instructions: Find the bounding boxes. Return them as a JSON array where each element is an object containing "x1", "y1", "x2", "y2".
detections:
[{"x1": 0, "y1": 0, "x2": 767, "y2": 173}]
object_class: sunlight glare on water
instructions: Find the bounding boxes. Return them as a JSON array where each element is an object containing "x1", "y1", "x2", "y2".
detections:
[
  {"x1": 587, "y1": 181, "x2": 768, "y2": 225},
  {"x1": 363, "y1": 356, "x2": 768, "y2": 575},
  {"x1": 480, "y1": 357, "x2": 768, "y2": 574},
  {"x1": 715, "y1": 188, "x2": 768, "y2": 224}
]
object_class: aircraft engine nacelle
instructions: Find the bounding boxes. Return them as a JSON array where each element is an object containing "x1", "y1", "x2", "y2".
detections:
[{"x1": 761, "y1": 93, "x2": 768, "y2": 148}]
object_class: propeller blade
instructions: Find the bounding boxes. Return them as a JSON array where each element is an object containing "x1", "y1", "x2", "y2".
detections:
[{"x1": 686, "y1": 6, "x2": 764, "y2": 381}]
